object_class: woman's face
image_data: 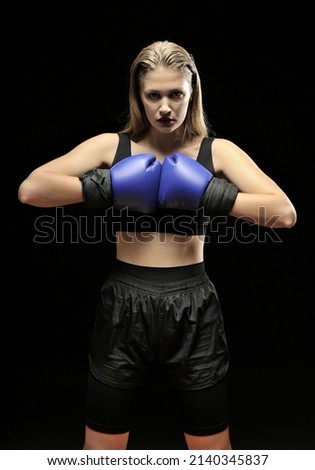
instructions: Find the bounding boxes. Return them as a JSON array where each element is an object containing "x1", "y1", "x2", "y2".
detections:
[{"x1": 139, "y1": 66, "x2": 192, "y2": 134}]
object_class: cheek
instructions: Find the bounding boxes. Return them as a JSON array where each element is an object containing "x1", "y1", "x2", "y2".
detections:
[
  {"x1": 178, "y1": 100, "x2": 190, "y2": 117},
  {"x1": 142, "y1": 101, "x2": 155, "y2": 116}
]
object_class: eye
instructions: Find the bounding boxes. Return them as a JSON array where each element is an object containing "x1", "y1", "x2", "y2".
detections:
[
  {"x1": 148, "y1": 92, "x2": 160, "y2": 100},
  {"x1": 172, "y1": 91, "x2": 184, "y2": 99}
]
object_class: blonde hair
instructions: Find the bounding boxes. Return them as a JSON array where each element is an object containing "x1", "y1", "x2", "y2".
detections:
[{"x1": 120, "y1": 40, "x2": 212, "y2": 141}]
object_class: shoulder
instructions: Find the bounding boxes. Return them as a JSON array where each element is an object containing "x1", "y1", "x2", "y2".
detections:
[
  {"x1": 79, "y1": 132, "x2": 120, "y2": 167},
  {"x1": 212, "y1": 137, "x2": 243, "y2": 153},
  {"x1": 212, "y1": 138, "x2": 251, "y2": 173}
]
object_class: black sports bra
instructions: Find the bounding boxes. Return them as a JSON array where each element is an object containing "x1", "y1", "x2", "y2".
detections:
[
  {"x1": 112, "y1": 132, "x2": 215, "y2": 173},
  {"x1": 109, "y1": 133, "x2": 216, "y2": 235}
]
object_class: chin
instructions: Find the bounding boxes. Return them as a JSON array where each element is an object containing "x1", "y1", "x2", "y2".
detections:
[{"x1": 156, "y1": 123, "x2": 178, "y2": 134}]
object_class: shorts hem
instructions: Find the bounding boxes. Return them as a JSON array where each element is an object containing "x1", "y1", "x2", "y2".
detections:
[
  {"x1": 183, "y1": 419, "x2": 229, "y2": 436},
  {"x1": 89, "y1": 366, "x2": 148, "y2": 390},
  {"x1": 86, "y1": 419, "x2": 130, "y2": 435},
  {"x1": 167, "y1": 371, "x2": 229, "y2": 392}
]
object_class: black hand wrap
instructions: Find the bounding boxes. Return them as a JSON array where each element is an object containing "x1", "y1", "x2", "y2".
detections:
[
  {"x1": 199, "y1": 177, "x2": 238, "y2": 216},
  {"x1": 79, "y1": 169, "x2": 113, "y2": 209}
]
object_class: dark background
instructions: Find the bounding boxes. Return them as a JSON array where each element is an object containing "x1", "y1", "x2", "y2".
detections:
[{"x1": 2, "y1": 2, "x2": 314, "y2": 450}]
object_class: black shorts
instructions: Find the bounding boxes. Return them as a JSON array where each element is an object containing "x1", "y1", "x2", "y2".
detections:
[
  {"x1": 88, "y1": 260, "x2": 229, "y2": 391},
  {"x1": 86, "y1": 370, "x2": 230, "y2": 436},
  {"x1": 85, "y1": 260, "x2": 230, "y2": 436}
]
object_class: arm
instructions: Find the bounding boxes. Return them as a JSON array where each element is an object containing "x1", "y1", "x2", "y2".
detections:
[
  {"x1": 212, "y1": 139, "x2": 297, "y2": 228},
  {"x1": 17, "y1": 133, "x2": 119, "y2": 207}
]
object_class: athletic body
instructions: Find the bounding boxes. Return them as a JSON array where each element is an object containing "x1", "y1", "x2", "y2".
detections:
[{"x1": 18, "y1": 41, "x2": 297, "y2": 450}]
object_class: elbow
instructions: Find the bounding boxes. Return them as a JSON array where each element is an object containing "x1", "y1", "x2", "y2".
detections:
[
  {"x1": 278, "y1": 201, "x2": 297, "y2": 229},
  {"x1": 17, "y1": 182, "x2": 28, "y2": 204},
  {"x1": 18, "y1": 168, "x2": 47, "y2": 206},
  {"x1": 283, "y1": 208, "x2": 297, "y2": 228},
  {"x1": 18, "y1": 180, "x2": 37, "y2": 206}
]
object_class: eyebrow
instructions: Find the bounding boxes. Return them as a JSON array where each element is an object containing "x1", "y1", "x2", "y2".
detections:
[{"x1": 144, "y1": 87, "x2": 185, "y2": 93}]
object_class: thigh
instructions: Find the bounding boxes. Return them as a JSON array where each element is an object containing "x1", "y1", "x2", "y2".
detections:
[
  {"x1": 85, "y1": 371, "x2": 145, "y2": 434},
  {"x1": 161, "y1": 273, "x2": 229, "y2": 390},
  {"x1": 171, "y1": 376, "x2": 229, "y2": 437},
  {"x1": 88, "y1": 271, "x2": 156, "y2": 388}
]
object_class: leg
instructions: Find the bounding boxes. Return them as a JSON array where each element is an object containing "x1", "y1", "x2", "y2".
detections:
[
  {"x1": 83, "y1": 426, "x2": 129, "y2": 450},
  {"x1": 83, "y1": 371, "x2": 145, "y2": 450},
  {"x1": 170, "y1": 377, "x2": 232, "y2": 450},
  {"x1": 184, "y1": 427, "x2": 232, "y2": 450}
]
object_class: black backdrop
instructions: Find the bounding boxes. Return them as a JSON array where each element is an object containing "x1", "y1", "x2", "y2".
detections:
[{"x1": 2, "y1": 3, "x2": 314, "y2": 450}]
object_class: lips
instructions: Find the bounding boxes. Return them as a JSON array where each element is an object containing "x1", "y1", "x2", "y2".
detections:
[{"x1": 158, "y1": 117, "x2": 174, "y2": 124}]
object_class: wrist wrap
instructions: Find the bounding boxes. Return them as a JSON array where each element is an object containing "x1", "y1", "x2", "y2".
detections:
[
  {"x1": 79, "y1": 169, "x2": 112, "y2": 209},
  {"x1": 200, "y1": 177, "x2": 238, "y2": 216}
]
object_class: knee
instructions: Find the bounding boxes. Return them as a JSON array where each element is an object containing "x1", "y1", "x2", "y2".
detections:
[
  {"x1": 83, "y1": 426, "x2": 129, "y2": 450},
  {"x1": 185, "y1": 427, "x2": 232, "y2": 450}
]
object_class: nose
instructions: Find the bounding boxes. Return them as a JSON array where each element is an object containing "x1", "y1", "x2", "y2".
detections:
[{"x1": 159, "y1": 100, "x2": 171, "y2": 114}]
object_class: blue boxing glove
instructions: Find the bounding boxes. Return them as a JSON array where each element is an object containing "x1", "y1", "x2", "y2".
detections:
[
  {"x1": 158, "y1": 153, "x2": 212, "y2": 211},
  {"x1": 110, "y1": 154, "x2": 161, "y2": 213}
]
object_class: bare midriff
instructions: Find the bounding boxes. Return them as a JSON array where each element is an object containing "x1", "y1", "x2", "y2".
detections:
[{"x1": 115, "y1": 232, "x2": 205, "y2": 267}]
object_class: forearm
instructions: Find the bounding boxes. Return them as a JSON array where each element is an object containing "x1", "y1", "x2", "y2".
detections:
[
  {"x1": 18, "y1": 170, "x2": 83, "y2": 207},
  {"x1": 230, "y1": 192, "x2": 297, "y2": 228}
]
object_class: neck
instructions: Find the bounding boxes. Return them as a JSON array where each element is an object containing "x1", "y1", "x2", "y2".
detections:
[{"x1": 145, "y1": 127, "x2": 189, "y2": 155}]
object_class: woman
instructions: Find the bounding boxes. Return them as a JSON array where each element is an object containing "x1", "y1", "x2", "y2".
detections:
[{"x1": 18, "y1": 40, "x2": 297, "y2": 450}]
